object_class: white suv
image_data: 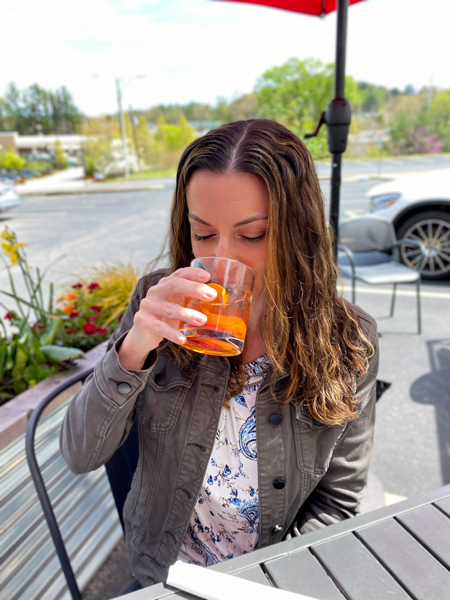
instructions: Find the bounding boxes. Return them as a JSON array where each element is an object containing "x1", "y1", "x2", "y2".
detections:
[
  {"x1": 0, "y1": 181, "x2": 20, "y2": 213},
  {"x1": 367, "y1": 169, "x2": 450, "y2": 280}
]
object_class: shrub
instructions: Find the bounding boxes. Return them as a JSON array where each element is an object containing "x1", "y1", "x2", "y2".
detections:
[
  {"x1": 56, "y1": 261, "x2": 139, "y2": 351},
  {"x1": 0, "y1": 149, "x2": 26, "y2": 170},
  {"x1": 25, "y1": 160, "x2": 53, "y2": 174},
  {"x1": 0, "y1": 228, "x2": 85, "y2": 403}
]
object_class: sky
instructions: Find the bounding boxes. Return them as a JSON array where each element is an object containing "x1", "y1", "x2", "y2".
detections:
[{"x1": 1, "y1": 0, "x2": 449, "y2": 117}]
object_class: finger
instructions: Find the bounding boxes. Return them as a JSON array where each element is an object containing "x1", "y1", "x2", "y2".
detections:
[
  {"x1": 171, "y1": 267, "x2": 211, "y2": 282},
  {"x1": 148, "y1": 277, "x2": 217, "y2": 303},
  {"x1": 143, "y1": 298, "x2": 208, "y2": 327},
  {"x1": 134, "y1": 312, "x2": 187, "y2": 345}
]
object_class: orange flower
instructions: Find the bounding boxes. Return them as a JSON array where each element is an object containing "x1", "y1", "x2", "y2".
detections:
[
  {"x1": 57, "y1": 293, "x2": 78, "y2": 303},
  {"x1": 63, "y1": 304, "x2": 76, "y2": 315}
]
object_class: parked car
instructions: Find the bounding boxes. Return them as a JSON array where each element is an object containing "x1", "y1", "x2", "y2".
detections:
[
  {"x1": 0, "y1": 181, "x2": 20, "y2": 213},
  {"x1": 366, "y1": 169, "x2": 450, "y2": 280}
]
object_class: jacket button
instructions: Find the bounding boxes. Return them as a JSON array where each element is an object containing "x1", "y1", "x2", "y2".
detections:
[
  {"x1": 273, "y1": 525, "x2": 283, "y2": 533},
  {"x1": 117, "y1": 382, "x2": 132, "y2": 395},
  {"x1": 273, "y1": 479, "x2": 285, "y2": 490},
  {"x1": 269, "y1": 414, "x2": 282, "y2": 426}
]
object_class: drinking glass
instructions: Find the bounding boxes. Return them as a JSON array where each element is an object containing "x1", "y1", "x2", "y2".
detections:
[{"x1": 179, "y1": 257, "x2": 255, "y2": 356}]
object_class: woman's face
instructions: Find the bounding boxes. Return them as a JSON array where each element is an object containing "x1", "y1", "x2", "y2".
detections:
[{"x1": 186, "y1": 170, "x2": 269, "y2": 301}]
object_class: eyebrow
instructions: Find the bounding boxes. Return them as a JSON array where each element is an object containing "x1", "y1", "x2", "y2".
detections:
[{"x1": 188, "y1": 214, "x2": 268, "y2": 227}]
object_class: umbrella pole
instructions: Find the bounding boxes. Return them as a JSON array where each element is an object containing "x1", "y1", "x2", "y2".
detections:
[{"x1": 329, "y1": 0, "x2": 349, "y2": 258}]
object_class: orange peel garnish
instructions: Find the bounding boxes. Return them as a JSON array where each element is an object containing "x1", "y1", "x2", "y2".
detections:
[{"x1": 207, "y1": 283, "x2": 227, "y2": 303}]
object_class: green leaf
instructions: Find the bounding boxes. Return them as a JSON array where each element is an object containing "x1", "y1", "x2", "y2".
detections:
[
  {"x1": 48, "y1": 282, "x2": 54, "y2": 313},
  {"x1": 40, "y1": 345, "x2": 86, "y2": 364},
  {"x1": 0, "y1": 345, "x2": 6, "y2": 380},
  {"x1": 39, "y1": 318, "x2": 61, "y2": 346},
  {"x1": 12, "y1": 346, "x2": 28, "y2": 394},
  {"x1": 23, "y1": 363, "x2": 55, "y2": 384}
]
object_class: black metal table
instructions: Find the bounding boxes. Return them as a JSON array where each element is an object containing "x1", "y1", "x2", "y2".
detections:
[{"x1": 117, "y1": 484, "x2": 450, "y2": 600}]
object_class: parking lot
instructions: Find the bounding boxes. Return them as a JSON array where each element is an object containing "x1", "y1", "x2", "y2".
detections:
[{"x1": 1, "y1": 171, "x2": 449, "y2": 502}]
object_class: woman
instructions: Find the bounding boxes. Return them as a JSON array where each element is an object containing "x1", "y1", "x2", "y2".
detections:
[{"x1": 61, "y1": 119, "x2": 378, "y2": 587}]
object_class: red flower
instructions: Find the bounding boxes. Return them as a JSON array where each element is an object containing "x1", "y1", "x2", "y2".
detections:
[
  {"x1": 66, "y1": 328, "x2": 78, "y2": 334},
  {"x1": 87, "y1": 282, "x2": 100, "y2": 291},
  {"x1": 97, "y1": 328, "x2": 107, "y2": 335},
  {"x1": 69, "y1": 311, "x2": 79, "y2": 318},
  {"x1": 4, "y1": 312, "x2": 16, "y2": 321},
  {"x1": 82, "y1": 322, "x2": 97, "y2": 335},
  {"x1": 32, "y1": 322, "x2": 45, "y2": 330},
  {"x1": 90, "y1": 305, "x2": 102, "y2": 312},
  {"x1": 118, "y1": 314, "x2": 123, "y2": 322},
  {"x1": 72, "y1": 283, "x2": 83, "y2": 289},
  {"x1": 88, "y1": 315, "x2": 96, "y2": 321}
]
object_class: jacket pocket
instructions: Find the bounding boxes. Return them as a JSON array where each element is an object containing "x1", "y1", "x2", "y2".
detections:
[
  {"x1": 291, "y1": 404, "x2": 346, "y2": 475},
  {"x1": 136, "y1": 355, "x2": 196, "y2": 433}
]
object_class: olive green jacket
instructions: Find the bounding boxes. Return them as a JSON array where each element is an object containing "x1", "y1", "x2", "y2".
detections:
[{"x1": 60, "y1": 270, "x2": 379, "y2": 587}]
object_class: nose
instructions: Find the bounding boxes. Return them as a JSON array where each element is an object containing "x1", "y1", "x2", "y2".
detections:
[{"x1": 216, "y1": 237, "x2": 231, "y2": 259}]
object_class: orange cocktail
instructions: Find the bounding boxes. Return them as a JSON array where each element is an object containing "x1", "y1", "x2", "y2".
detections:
[{"x1": 179, "y1": 257, "x2": 255, "y2": 356}]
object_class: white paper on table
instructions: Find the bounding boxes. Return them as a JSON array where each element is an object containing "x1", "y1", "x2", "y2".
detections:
[{"x1": 166, "y1": 560, "x2": 319, "y2": 600}]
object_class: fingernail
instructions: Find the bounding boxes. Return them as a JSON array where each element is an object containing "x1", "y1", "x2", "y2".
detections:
[
  {"x1": 194, "y1": 314, "x2": 206, "y2": 325},
  {"x1": 177, "y1": 335, "x2": 186, "y2": 344},
  {"x1": 205, "y1": 289, "x2": 217, "y2": 299},
  {"x1": 199, "y1": 270, "x2": 210, "y2": 280}
]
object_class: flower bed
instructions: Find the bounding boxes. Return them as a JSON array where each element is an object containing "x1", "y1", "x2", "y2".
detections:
[{"x1": 1, "y1": 227, "x2": 138, "y2": 405}]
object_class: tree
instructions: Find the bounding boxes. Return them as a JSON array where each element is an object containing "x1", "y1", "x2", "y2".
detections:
[
  {"x1": 135, "y1": 116, "x2": 164, "y2": 169},
  {"x1": 357, "y1": 82, "x2": 387, "y2": 113},
  {"x1": 0, "y1": 82, "x2": 81, "y2": 135},
  {"x1": 255, "y1": 58, "x2": 360, "y2": 159},
  {"x1": 429, "y1": 90, "x2": 450, "y2": 151},
  {"x1": 230, "y1": 93, "x2": 258, "y2": 122},
  {"x1": 53, "y1": 139, "x2": 67, "y2": 169},
  {"x1": 3, "y1": 83, "x2": 23, "y2": 132},
  {"x1": 79, "y1": 116, "x2": 120, "y2": 176},
  {"x1": 211, "y1": 98, "x2": 232, "y2": 125}
]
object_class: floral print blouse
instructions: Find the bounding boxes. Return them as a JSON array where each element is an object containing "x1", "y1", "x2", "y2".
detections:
[{"x1": 178, "y1": 354, "x2": 271, "y2": 566}]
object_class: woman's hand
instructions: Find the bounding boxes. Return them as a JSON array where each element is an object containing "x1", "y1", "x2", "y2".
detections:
[{"x1": 118, "y1": 267, "x2": 217, "y2": 370}]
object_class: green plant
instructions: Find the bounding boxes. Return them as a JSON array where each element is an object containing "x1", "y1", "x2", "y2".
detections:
[
  {"x1": 25, "y1": 160, "x2": 53, "y2": 174},
  {"x1": 0, "y1": 148, "x2": 26, "y2": 170},
  {"x1": 56, "y1": 261, "x2": 139, "y2": 351},
  {"x1": 0, "y1": 228, "x2": 86, "y2": 403},
  {"x1": 53, "y1": 138, "x2": 67, "y2": 169}
]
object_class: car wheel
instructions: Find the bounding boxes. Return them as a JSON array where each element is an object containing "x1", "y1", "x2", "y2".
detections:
[{"x1": 397, "y1": 210, "x2": 450, "y2": 280}]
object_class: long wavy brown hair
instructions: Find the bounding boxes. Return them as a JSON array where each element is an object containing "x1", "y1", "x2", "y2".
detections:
[{"x1": 165, "y1": 119, "x2": 373, "y2": 425}]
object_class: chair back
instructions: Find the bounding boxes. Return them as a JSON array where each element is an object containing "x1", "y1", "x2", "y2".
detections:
[
  {"x1": 339, "y1": 216, "x2": 396, "y2": 254},
  {"x1": 26, "y1": 367, "x2": 140, "y2": 599}
]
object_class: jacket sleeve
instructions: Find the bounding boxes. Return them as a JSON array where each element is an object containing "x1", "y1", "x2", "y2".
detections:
[
  {"x1": 60, "y1": 274, "x2": 160, "y2": 474},
  {"x1": 297, "y1": 323, "x2": 379, "y2": 533}
]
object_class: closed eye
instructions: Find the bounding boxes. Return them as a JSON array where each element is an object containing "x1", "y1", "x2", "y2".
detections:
[
  {"x1": 242, "y1": 233, "x2": 266, "y2": 243},
  {"x1": 193, "y1": 233, "x2": 215, "y2": 241}
]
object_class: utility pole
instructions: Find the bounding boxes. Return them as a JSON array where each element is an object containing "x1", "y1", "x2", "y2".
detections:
[
  {"x1": 129, "y1": 105, "x2": 141, "y2": 173},
  {"x1": 116, "y1": 78, "x2": 130, "y2": 177}
]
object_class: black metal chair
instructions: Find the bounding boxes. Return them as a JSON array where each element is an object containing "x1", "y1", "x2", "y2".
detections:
[
  {"x1": 26, "y1": 367, "x2": 139, "y2": 600},
  {"x1": 338, "y1": 215, "x2": 426, "y2": 334}
]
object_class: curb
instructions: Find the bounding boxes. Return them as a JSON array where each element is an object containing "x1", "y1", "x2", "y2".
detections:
[
  {"x1": 18, "y1": 175, "x2": 398, "y2": 196},
  {"x1": 19, "y1": 184, "x2": 165, "y2": 197}
]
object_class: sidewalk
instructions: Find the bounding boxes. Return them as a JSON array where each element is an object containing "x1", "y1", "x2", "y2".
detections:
[
  {"x1": 16, "y1": 167, "x2": 165, "y2": 196},
  {"x1": 15, "y1": 165, "x2": 426, "y2": 197}
]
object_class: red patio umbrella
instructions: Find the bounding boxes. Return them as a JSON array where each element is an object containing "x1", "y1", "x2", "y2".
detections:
[
  {"x1": 217, "y1": 0, "x2": 366, "y2": 255},
  {"x1": 219, "y1": 0, "x2": 363, "y2": 16}
]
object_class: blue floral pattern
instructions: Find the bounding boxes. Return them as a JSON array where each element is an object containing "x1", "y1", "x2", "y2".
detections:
[{"x1": 178, "y1": 354, "x2": 270, "y2": 565}]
